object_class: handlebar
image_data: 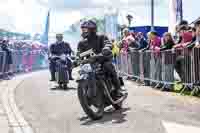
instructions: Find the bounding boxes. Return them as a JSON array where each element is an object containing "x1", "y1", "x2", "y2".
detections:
[
  {"x1": 79, "y1": 54, "x2": 103, "y2": 64},
  {"x1": 49, "y1": 54, "x2": 71, "y2": 60},
  {"x1": 73, "y1": 49, "x2": 105, "y2": 67}
]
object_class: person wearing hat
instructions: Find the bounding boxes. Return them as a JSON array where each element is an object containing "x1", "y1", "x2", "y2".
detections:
[{"x1": 49, "y1": 33, "x2": 74, "y2": 81}]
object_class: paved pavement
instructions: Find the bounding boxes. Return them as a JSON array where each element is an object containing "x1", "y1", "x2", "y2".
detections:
[
  {"x1": 0, "y1": 72, "x2": 38, "y2": 133},
  {"x1": 0, "y1": 82, "x2": 10, "y2": 133},
  {"x1": 2, "y1": 70, "x2": 200, "y2": 133}
]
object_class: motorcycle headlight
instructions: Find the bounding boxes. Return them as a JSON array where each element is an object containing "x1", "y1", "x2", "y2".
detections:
[
  {"x1": 60, "y1": 54, "x2": 66, "y2": 60},
  {"x1": 80, "y1": 64, "x2": 92, "y2": 73}
]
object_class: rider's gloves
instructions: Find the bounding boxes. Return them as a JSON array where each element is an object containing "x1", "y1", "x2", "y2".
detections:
[
  {"x1": 102, "y1": 47, "x2": 113, "y2": 60},
  {"x1": 102, "y1": 47, "x2": 112, "y2": 57}
]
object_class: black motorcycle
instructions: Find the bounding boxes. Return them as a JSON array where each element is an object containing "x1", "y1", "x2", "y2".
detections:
[
  {"x1": 50, "y1": 54, "x2": 70, "y2": 89},
  {"x1": 77, "y1": 49, "x2": 128, "y2": 120}
]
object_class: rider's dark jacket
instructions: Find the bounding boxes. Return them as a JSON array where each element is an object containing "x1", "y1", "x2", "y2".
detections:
[
  {"x1": 50, "y1": 41, "x2": 72, "y2": 56},
  {"x1": 77, "y1": 34, "x2": 112, "y2": 55}
]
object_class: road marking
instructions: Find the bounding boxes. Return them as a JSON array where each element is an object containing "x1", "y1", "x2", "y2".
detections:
[
  {"x1": 1, "y1": 74, "x2": 35, "y2": 133},
  {"x1": 162, "y1": 120, "x2": 200, "y2": 133}
]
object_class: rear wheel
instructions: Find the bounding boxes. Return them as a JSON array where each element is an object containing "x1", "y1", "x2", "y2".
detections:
[{"x1": 78, "y1": 80, "x2": 104, "y2": 120}]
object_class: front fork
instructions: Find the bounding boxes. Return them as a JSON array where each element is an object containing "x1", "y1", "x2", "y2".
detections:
[
  {"x1": 87, "y1": 73, "x2": 97, "y2": 98},
  {"x1": 77, "y1": 72, "x2": 97, "y2": 98}
]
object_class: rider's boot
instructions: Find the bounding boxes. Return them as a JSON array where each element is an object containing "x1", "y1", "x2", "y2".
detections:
[
  {"x1": 112, "y1": 76, "x2": 126, "y2": 98},
  {"x1": 68, "y1": 69, "x2": 74, "y2": 80},
  {"x1": 50, "y1": 71, "x2": 56, "y2": 81}
]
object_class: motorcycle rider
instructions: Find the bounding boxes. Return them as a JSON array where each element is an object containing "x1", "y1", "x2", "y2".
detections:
[
  {"x1": 77, "y1": 20, "x2": 125, "y2": 97},
  {"x1": 49, "y1": 33, "x2": 74, "y2": 81}
]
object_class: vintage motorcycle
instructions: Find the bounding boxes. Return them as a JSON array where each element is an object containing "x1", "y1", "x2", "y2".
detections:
[
  {"x1": 77, "y1": 49, "x2": 128, "y2": 120},
  {"x1": 50, "y1": 54, "x2": 71, "y2": 89}
]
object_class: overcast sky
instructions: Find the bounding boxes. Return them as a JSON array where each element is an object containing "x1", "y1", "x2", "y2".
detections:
[{"x1": 0, "y1": 0, "x2": 199, "y2": 34}]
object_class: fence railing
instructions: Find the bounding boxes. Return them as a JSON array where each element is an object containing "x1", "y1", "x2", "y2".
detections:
[
  {"x1": 0, "y1": 50, "x2": 48, "y2": 79},
  {"x1": 116, "y1": 47, "x2": 200, "y2": 94},
  {"x1": 0, "y1": 51, "x2": 6, "y2": 77}
]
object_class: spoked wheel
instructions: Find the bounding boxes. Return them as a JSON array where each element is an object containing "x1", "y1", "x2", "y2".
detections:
[{"x1": 78, "y1": 80, "x2": 104, "y2": 120}]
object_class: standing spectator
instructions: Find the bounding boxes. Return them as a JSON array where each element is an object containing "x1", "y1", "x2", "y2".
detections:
[
  {"x1": 0, "y1": 40, "x2": 13, "y2": 79},
  {"x1": 195, "y1": 20, "x2": 200, "y2": 48},
  {"x1": 15, "y1": 42, "x2": 23, "y2": 72},
  {"x1": 184, "y1": 27, "x2": 197, "y2": 49},
  {"x1": 138, "y1": 31, "x2": 154, "y2": 85},
  {"x1": 160, "y1": 32, "x2": 175, "y2": 50},
  {"x1": 191, "y1": 27, "x2": 197, "y2": 43},
  {"x1": 149, "y1": 31, "x2": 162, "y2": 86},
  {"x1": 129, "y1": 32, "x2": 138, "y2": 48},
  {"x1": 136, "y1": 32, "x2": 148, "y2": 50},
  {"x1": 149, "y1": 31, "x2": 161, "y2": 51},
  {"x1": 0, "y1": 40, "x2": 3, "y2": 79},
  {"x1": 111, "y1": 39, "x2": 119, "y2": 65},
  {"x1": 174, "y1": 25, "x2": 193, "y2": 48},
  {"x1": 160, "y1": 32, "x2": 175, "y2": 90},
  {"x1": 192, "y1": 20, "x2": 200, "y2": 83},
  {"x1": 134, "y1": 32, "x2": 149, "y2": 85},
  {"x1": 119, "y1": 28, "x2": 135, "y2": 77},
  {"x1": 174, "y1": 25, "x2": 193, "y2": 83},
  {"x1": 119, "y1": 29, "x2": 130, "y2": 76},
  {"x1": 175, "y1": 20, "x2": 189, "y2": 44},
  {"x1": 120, "y1": 28, "x2": 135, "y2": 52}
]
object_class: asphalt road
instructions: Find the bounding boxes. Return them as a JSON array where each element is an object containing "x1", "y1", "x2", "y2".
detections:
[{"x1": 15, "y1": 70, "x2": 200, "y2": 133}]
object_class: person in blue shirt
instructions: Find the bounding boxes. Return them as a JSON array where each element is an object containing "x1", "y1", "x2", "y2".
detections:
[{"x1": 136, "y1": 32, "x2": 148, "y2": 50}]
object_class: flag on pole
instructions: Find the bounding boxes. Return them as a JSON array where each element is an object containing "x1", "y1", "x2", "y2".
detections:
[
  {"x1": 168, "y1": 0, "x2": 183, "y2": 34},
  {"x1": 40, "y1": 9, "x2": 50, "y2": 45}
]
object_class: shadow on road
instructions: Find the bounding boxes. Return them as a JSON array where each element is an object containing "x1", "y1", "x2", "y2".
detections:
[
  {"x1": 79, "y1": 107, "x2": 131, "y2": 126},
  {"x1": 50, "y1": 86, "x2": 76, "y2": 91}
]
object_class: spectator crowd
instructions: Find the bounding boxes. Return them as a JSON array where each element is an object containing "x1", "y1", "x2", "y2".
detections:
[
  {"x1": 0, "y1": 39, "x2": 48, "y2": 80},
  {"x1": 112, "y1": 19, "x2": 200, "y2": 92}
]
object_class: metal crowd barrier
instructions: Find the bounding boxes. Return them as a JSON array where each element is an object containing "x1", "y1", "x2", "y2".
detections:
[
  {"x1": 0, "y1": 51, "x2": 6, "y2": 77},
  {"x1": 117, "y1": 47, "x2": 200, "y2": 94},
  {"x1": 0, "y1": 50, "x2": 48, "y2": 79}
]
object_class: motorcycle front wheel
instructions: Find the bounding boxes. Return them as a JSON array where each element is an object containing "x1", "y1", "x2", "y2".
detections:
[{"x1": 78, "y1": 80, "x2": 104, "y2": 120}]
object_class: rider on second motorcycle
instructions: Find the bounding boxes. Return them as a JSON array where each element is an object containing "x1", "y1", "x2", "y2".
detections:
[
  {"x1": 77, "y1": 20, "x2": 125, "y2": 98},
  {"x1": 49, "y1": 33, "x2": 74, "y2": 81}
]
